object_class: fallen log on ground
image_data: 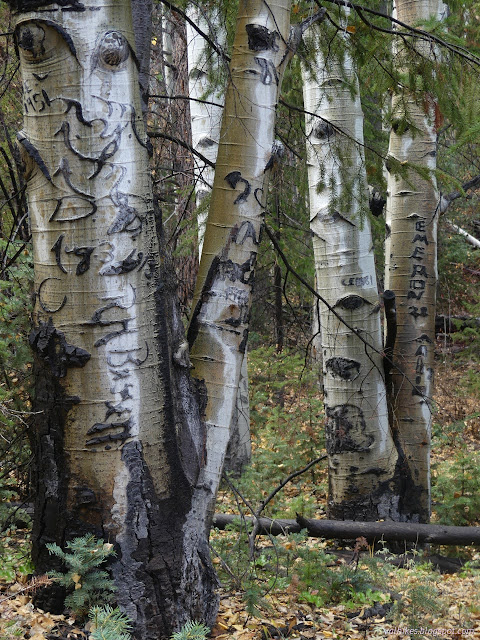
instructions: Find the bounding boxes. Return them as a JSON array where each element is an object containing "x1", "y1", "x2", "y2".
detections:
[{"x1": 212, "y1": 513, "x2": 480, "y2": 545}]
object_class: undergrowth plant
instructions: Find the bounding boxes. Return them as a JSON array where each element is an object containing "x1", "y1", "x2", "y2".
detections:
[
  {"x1": 432, "y1": 448, "x2": 480, "y2": 526},
  {"x1": 231, "y1": 346, "x2": 326, "y2": 518},
  {"x1": 88, "y1": 605, "x2": 132, "y2": 640},
  {"x1": 170, "y1": 621, "x2": 210, "y2": 640},
  {"x1": 47, "y1": 535, "x2": 117, "y2": 617}
]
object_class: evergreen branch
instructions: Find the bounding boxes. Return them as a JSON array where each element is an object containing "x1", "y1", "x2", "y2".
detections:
[
  {"x1": 147, "y1": 130, "x2": 215, "y2": 168},
  {"x1": 314, "y1": 0, "x2": 480, "y2": 67},
  {"x1": 439, "y1": 173, "x2": 480, "y2": 213},
  {"x1": 279, "y1": 98, "x2": 385, "y2": 161},
  {"x1": 157, "y1": 0, "x2": 229, "y2": 63},
  {"x1": 263, "y1": 223, "x2": 425, "y2": 407}
]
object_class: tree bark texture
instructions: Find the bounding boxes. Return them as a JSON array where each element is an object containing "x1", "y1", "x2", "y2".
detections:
[
  {"x1": 10, "y1": 1, "x2": 216, "y2": 636},
  {"x1": 384, "y1": 0, "x2": 447, "y2": 523},
  {"x1": 186, "y1": 8, "x2": 251, "y2": 476},
  {"x1": 302, "y1": 24, "x2": 399, "y2": 521},
  {"x1": 213, "y1": 513, "x2": 480, "y2": 545},
  {"x1": 131, "y1": 0, "x2": 152, "y2": 118},
  {"x1": 185, "y1": 4, "x2": 225, "y2": 256},
  {"x1": 187, "y1": 0, "x2": 292, "y2": 524}
]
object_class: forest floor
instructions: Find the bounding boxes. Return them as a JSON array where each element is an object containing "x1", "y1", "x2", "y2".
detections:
[{"x1": 1, "y1": 351, "x2": 479, "y2": 640}]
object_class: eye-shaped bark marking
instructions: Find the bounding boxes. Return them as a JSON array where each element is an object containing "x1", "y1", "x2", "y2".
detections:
[
  {"x1": 17, "y1": 22, "x2": 46, "y2": 58},
  {"x1": 313, "y1": 121, "x2": 335, "y2": 140},
  {"x1": 224, "y1": 171, "x2": 251, "y2": 204},
  {"x1": 29, "y1": 318, "x2": 91, "y2": 378},
  {"x1": 16, "y1": 20, "x2": 78, "y2": 61},
  {"x1": 65, "y1": 245, "x2": 94, "y2": 275},
  {"x1": 254, "y1": 57, "x2": 278, "y2": 85},
  {"x1": 335, "y1": 295, "x2": 369, "y2": 311},
  {"x1": 198, "y1": 136, "x2": 216, "y2": 148},
  {"x1": 245, "y1": 24, "x2": 279, "y2": 52},
  {"x1": 326, "y1": 357, "x2": 361, "y2": 381},
  {"x1": 325, "y1": 404, "x2": 374, "y2": 454}
]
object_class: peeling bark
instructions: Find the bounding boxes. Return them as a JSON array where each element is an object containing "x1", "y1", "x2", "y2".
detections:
[
  {"x1": 9, "y1": 1, "x2": 217, "y2": 636},
  {"x1": 302, "y1": 22, "x2": 399, "y2": 521}
]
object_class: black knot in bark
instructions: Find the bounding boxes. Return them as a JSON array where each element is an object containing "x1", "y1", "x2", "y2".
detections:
[
  {"x1": 313, "y1": 122, "x2": 335, "y2": 140},
  {"x1": 98, "y1": 31, "x2": 130, "y2": 69},
  {"x1": 245, "y1": 24, "x2": 279, "y2": 51},
  {"x1": 29, "y1": 318, "x2": 91, "y2": 378},
  {"x1": 326, "y1": 404, "x2": 374, "y2": 454},
  {"x1": 17, "y1": 23, "x2": 45, "y2": 59},
  {"x1": 326, "y1": 357, "x2": 360, "y2": 381}
]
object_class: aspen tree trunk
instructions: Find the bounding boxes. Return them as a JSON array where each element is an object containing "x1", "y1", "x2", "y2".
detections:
[
  {"x1": 187, "y1": 0, "x2": 292, "y2": 521},
  {"x1": 186, "y1": 5, "x2": 251, "y2": 476},
  {"x1": 302, "y1": 23, "x2": 400, "y2": 520},
  {"x1": 9, "y1": 1, "x2": 216, "y2": 636},
  {"x1": 384, "y1": 0, "x2": 446, "y2": 523}
]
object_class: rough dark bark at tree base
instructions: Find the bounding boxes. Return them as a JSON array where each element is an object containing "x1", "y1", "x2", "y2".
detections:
[{"x1": 212, "y1": 513, "x2": 480, "y2": 546}]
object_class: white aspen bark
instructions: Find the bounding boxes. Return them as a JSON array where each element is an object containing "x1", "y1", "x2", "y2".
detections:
[
  {"x1": 302, "y1": 23, "x2": 399, "y2": 520},
  {"x1": 186, "y1": 4, "x2": 225, "y2": 254},
  {"x1": 187, "y1": 0, "x2": 292, "y2": 521},
  {"x1": 186, "y1": 5, "x2": 251, "y2": 475},
  {"x1": 224, "y1": 354, "x2": 252, "y2": 475},
  {"x1": 162, "y1": 8, "x2": 175, "y2": 98},
  {"x1": 10, "y1": 1, "x2": 216, "y2": 636},
  {"x1": 384, "y1": 0, "x2": 446, "y2": 523},
  {"x1": 445, "y1": 219, "x2": 480, "y2": 249}
]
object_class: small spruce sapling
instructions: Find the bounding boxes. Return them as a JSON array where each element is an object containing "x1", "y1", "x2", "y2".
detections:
[
  {"x1": 89, "y1": 605, "x2": 132, "y2": 640},
  {"x1": 46, "y1": 534, "x2": 116, "y2": 616},
  {"x1": 170, "y1": 620, "x2": 210, "y2": 640}
]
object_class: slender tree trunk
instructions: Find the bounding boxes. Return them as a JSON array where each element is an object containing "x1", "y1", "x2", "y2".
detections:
[
  {"x1": 384, "y1": 0, "x2": 446, "y2": 523},
  {"x1": 187, "y1": 0, "x2": 292, "y2": 523},
  {"x1": 302, "y1": 22, "x2": 400, "y2": 520},
  {"x1": 185, "y1": 4, "x2": 225, "y2": 255},
  {"x1": 9, "y1": 1, "x2": 216, "y2": 636},
  {"x1": 186, "y1": 6, "x2": 251, "y2": 476}
]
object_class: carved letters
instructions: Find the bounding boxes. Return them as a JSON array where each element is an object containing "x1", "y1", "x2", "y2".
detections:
[{"x1": 25, "y1": 24, "x2": 153, "y2": 451}]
